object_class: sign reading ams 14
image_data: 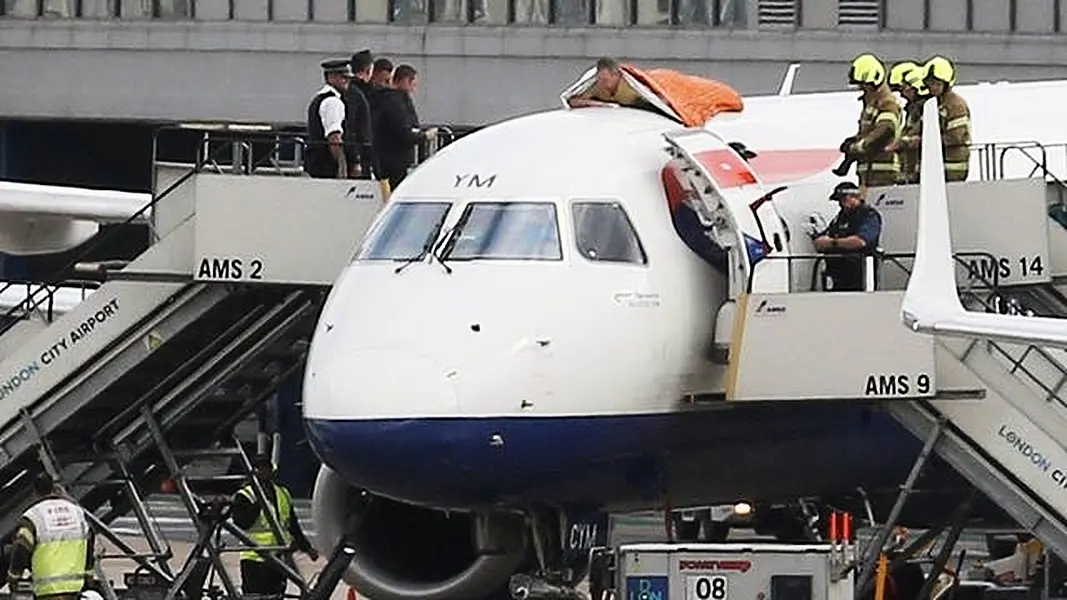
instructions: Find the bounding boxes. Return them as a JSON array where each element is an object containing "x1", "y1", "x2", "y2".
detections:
[
  {"x1": 687, "y1": 575, "x2": 728, "y2": 600},
  {"x1": 196, "y1": 257, "x2": 264, "y2": 282}
]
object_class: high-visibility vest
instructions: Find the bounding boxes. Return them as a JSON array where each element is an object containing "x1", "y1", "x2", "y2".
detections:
[
  {"x1": 21, "y1": 498, "x2": 90, "y2": 597},
  {"x1": 235, "y1": 484, "x2": 293, "y2": 562}
]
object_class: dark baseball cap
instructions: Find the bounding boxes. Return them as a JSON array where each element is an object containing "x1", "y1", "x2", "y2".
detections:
[{"x1": 829, "y1": 181, "x2": 861, "y2": 201}]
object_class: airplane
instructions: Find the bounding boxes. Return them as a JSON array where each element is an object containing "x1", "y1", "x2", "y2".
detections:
[
  {"x1": 292, "y1": 68, "x2": 1067, "y2": 600},
  {"x1": 0, "y1": 180, "x2": 150, "y2": 256}
]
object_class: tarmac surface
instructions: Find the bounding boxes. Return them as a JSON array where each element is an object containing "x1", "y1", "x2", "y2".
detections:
[{"x1": 98, "y1": 496, "x2": 1004, "y2": 600}]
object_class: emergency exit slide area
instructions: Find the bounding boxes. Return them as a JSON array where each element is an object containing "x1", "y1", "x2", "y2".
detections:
[
  {"x1": 192, "y1": 175, "x2": 385, "y2": 285},
  {"x1": 727, "y1": 291, "x2": 939, "y2": 402},
  {"x1": 873, "y1": 178, "x2": 1051, "y2": 289}
]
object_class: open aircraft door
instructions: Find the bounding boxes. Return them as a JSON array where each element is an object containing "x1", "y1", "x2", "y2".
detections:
[
  {"x1": 662, "y1": 129, "x2": 792, "y2": 297},
  {"x1": 662, "y1": 129, "x2": 793, "y2": 365}
]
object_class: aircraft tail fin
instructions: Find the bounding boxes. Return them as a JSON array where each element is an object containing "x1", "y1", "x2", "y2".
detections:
[{"x1": 901, "y1": 99, "x2": 1067, "y2": 349}]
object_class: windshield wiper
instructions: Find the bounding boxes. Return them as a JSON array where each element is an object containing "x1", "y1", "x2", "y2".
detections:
[
  {"x1": 433, "y1": 206, "x2": 477, "y2": 272},
  {"x1": 395, "y1": 214, "x2": 450, "y2": 275}
]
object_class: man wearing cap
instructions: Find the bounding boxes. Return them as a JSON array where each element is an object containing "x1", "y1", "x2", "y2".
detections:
[
  {"x1": 7, "y1": 472, "x2": 94, "y2": 600},
  {"x1": 305, "y1": 59, "x2": 352, "y2": 179},
  {"x1": 808, "y1": 181, "x2": 883, "y2": 292},
  {"x1": 231, "y1": 455, "x2": 317, "y2": 597}
]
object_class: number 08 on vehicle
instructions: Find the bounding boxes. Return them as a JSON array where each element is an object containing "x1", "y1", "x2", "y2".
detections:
[{"x1": 688, "y1": 575, "x2": 728, "y2": 600}]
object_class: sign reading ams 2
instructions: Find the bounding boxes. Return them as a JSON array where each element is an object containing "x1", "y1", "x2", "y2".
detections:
[{"x1": 197, "y1": 257, "x2": 263, "y2": 281}]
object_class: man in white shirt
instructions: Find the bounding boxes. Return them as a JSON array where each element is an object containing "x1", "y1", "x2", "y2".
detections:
[{"x1": 305, "y1": 59, "x2": 352, "y2": 179}]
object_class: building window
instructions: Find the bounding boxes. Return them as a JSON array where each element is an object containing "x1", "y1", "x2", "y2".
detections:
[
  {"x1": 758, "y1": 0, "x2": 797, "y2": 26},
  {"x1": 838, "y1": 0, "x2": 879, "y2": 26}
]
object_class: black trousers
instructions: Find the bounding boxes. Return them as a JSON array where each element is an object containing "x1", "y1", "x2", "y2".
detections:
[{"x1": 240, "y1": 559, "x2": 287, "y2": 596}]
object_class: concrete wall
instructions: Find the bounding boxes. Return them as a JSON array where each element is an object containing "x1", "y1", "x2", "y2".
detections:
[{"x1": 3, "y1": 0, "x2": 1067, "y2": 126}]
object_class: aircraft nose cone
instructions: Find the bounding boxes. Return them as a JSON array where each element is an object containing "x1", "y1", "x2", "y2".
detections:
[{"x1": 304, "y1": 347, "x2": 469, "y2": 502}]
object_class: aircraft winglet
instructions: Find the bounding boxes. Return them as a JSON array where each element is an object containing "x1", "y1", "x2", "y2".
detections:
[
  {"x1": 778, "y1": 64, "x2": 800, "y2": 96},
  {"x1": 901, "y1": 99, "x2": 1067, "y2": 349}
]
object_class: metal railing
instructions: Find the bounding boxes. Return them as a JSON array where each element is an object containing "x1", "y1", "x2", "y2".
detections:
[
  {"x1": 746, "y1": 247, "x2": 1067, "y2": 416},
  {"x1": 743, "y1": 250, "x2": 1001, "y2": 295}
]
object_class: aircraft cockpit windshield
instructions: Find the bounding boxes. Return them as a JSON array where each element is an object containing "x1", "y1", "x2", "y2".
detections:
[
  {"x1": 355, "y1": 201, "x2": 451, "y2": 261},
  {"x1": 438, "y1": 202, "x2": 562, "y2": 261}
]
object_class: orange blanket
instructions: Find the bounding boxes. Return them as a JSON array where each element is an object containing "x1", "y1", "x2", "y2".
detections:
[{"x1": 622, "y1": 65, "x2": 745, "y2": 127}]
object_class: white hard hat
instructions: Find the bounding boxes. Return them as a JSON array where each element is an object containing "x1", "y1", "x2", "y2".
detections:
[{"x1": 81, "y1": 590, "x2": 104, "y2": 600}]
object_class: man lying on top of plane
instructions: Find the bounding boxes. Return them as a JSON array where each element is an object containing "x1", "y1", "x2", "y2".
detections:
[{"x1": 567, "y1": 57, "x2": 652, "y2": 109}]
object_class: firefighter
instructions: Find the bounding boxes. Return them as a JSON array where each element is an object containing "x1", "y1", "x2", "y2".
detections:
[
  {"x1": 839, "y1": 54, "x2": 902, "y2": 189},
  {"x1": 887, "y1": 62, "x2": 930, "y2": 184},
  {"x1": 6, "y1": 473, "x2": 93, "y2": 600},
  {"x1": 923, "y1": 55, "x2": 972, "y2": 182}
]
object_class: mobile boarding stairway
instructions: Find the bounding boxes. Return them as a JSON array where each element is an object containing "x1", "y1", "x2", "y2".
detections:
[
  {"x1": 662, "y1": 128, "x2": 1067, "y2": 575},
  {"x1": 0, "y1": 126, "x2": 386, "y2": 593}
]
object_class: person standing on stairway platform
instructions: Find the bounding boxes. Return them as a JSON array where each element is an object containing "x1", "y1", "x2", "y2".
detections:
[
  {"x1": 839, "y1": 54, "x2": 902, "y2": 189},
  {"x1": 807, "y1": 181, "x2": 883, "y2": 292},
  {"x1": 922, "y1": 56, "x2": 972, "y2": 182}
]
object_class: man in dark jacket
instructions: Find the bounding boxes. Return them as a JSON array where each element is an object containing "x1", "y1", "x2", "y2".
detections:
[
  {"x1": 373, "y1": 64, "x2": 437, "y2": 191},
  {"x1": 344, "y1": 50, "x2": 377, "y2": 179}
]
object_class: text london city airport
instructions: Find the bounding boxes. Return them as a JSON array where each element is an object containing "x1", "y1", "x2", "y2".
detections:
[{"x1": 0, "y1": 297, "x2": 120, "y2": 402}]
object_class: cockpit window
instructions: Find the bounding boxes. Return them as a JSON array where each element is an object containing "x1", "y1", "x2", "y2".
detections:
[
  {"x1": 572, "y1": 201, "x2": 647, "y2": 264},
  {"x1": 439, "y1": 202, "x2": 562, "y2": 261},
  {"x1": 355, "y1": 202, "x2": 451, "y2": 261}
]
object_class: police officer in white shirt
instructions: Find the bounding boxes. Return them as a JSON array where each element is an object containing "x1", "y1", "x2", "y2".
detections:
[{"x1": 305, "y1": 59, "x2": 352, "y2": 179}]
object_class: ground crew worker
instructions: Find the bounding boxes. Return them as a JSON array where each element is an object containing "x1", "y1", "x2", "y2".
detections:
[
  {"x1": 808, "y1": 181, "x2": 883, "y2": 292},
  {"x1": 887, "y1": 62, "x2": 930, "y2": 184},
  {"x1": 839, "y1": 54, "x2": 902, "y2": 189},
  {"x1": 232, "y1": 455, "x2": 317, "y2": 598},
  {"x1": 7, "y1": 473, "x2": 93, "y2": 600},
  {"x1": 305, "y1": 58, "x2": 351, "y2": 179},
  {"x1": 923, "y1": 56, "x2": 972, "y2": 182}
]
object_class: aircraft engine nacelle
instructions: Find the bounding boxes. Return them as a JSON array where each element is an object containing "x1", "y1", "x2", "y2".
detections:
[
  {"x1": 312, "y1": 466, "x2": 528, "y2": 600},
  {"x1": 0, "y1": 216, "x2": 100, "y2": 256}
]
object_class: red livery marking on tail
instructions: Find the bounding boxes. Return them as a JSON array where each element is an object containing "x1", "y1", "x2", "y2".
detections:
[
  {"x1": 746, "y1": 149, "x2": 842, "y2": 184},
  {"x1": 694, "y1": 150, "x2": 757, "y2": 189}
]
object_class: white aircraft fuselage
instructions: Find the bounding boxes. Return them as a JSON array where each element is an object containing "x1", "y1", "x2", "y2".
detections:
[{"x1": 301, "y1": 78, "x2": 1067, "y2": 600}]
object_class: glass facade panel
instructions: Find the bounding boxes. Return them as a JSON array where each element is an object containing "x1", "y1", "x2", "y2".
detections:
[
  {"x1": 634, "y1": 0, "x2": 670, "y2": 25},
  {"x1": 474, "y1": 0, "x2": 506, "y2": 22},
  {"x1": 356, "y1": 0, "x2": 389, "y2": 21},
  {"x1": 554, "y1": 0, "x2": 588, "y2": 24},
  {"x1": 81, "y1": 0, "x2": 115, "y2": 16},
  {"x1": 594, "y1": 0, "x2": 629, "y2": 25},
  {"x1": 512, "y1": 0, "x2": 548, "y2": 23}
]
